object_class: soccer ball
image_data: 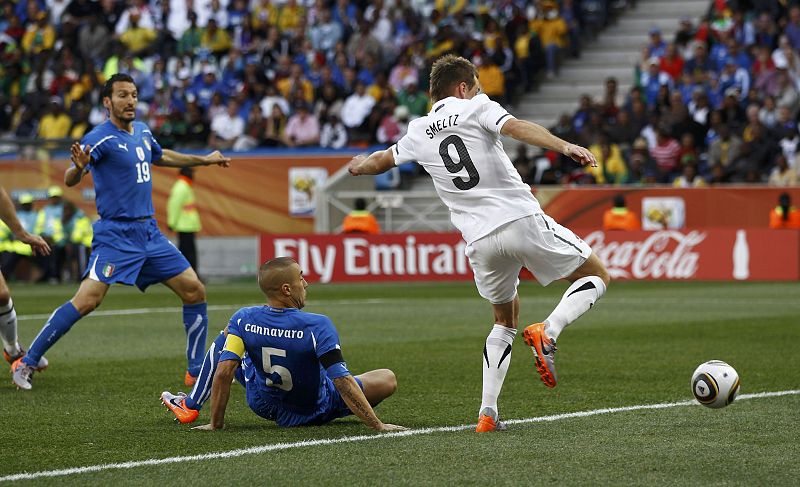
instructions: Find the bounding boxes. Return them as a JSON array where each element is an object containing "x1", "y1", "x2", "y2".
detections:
[{"x1": 691, "y1": 360, "x2": 741, "y2": 409}]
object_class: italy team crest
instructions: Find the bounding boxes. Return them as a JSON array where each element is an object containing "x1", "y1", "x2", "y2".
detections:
[
  {"x1": 102, "y1": 263, "x2": 115, "y2": 278},
  {"x1": 143, "y1": 138, "x2": 151, "y2": 151}
]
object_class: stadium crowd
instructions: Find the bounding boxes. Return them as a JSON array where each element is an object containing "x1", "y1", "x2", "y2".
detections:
[
  {"x1": 0, "y1": 0, "x2": 594, "y2": 155},
  {"x1": 528, "y1": 0, "x2": 800, "y2": 186},
  {"x1": 2, "y1": 0, "x2": 798, "y2": 186}
]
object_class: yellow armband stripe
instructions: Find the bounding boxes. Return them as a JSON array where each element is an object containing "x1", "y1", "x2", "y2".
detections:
[{"x1": 223, "y1": 334, "x2": 245, "y2": 358}]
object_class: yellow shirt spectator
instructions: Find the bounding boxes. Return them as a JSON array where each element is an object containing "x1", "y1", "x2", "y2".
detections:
[
  {"x1": 273, "y1": 2, "x2": 305, "y2": 33},
  {"x1": 21, "y1": 21, "x2": 56, "y2": 54},
  {"x1": 120, "y1": 27, "x2": 157, "y2": 54},
  {"x1": 587, "y1": 143, "x2": 628, "y2": 184},
  {"x1": 478, "y1": 63, "x2": 505, "y2": 98},
  {"x1": 530, "y1": 15, "x2": 567, "y2": 48},
  {"x1": 38, "y1": 112, "x2": 72, "y2": 140},
  {"x1": 277, "y1": 77, "x2": 314, "y2": 103},
  {"x1": 201, "y1": 24, "x2": 232, "y2": 54}
]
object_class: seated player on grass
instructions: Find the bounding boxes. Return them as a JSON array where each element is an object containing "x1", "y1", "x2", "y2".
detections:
[{"x1": 161, "y1": 257, "x2": 406, "y2": 432}]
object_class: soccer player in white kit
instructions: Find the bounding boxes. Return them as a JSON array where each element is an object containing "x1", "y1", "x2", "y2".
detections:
[{"x1": 348, "y1": 55, "x2": 611, "y2": 432}]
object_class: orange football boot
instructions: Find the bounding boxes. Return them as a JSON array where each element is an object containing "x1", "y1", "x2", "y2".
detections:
[{"x1": 523, "y1": 323, "x2": 558, "y2": 388}]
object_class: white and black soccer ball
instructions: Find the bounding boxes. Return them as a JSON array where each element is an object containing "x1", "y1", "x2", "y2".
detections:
[{"x1": 691, "y1": 360, "x2": 741, "y2": 409}]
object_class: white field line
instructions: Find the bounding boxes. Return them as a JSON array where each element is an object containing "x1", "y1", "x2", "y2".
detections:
[
  {"x1": 15, "y1": 297, "x2": 800, "y2": 322},
  {"x1": 1, "y1": 390, "x2": 797, "y2": 483}
]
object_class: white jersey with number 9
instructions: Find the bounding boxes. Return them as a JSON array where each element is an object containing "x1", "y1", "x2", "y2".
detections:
[{"x1": 392, "y1": 94, "x2": 542, "y2": 244}]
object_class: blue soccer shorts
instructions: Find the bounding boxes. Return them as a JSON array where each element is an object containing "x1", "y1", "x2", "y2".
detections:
[
  {"x1": 237, "y1": 355, "x2": 364, "y2": 427},
  {"x1": 82, "y1": 218, "x2": 190, "y2": 291}
]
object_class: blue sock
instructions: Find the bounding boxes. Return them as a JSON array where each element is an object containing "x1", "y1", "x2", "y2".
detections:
[
  {"x1": 185, "y1": 330, "x2": 227, "y2": 410},
  {"x1": 23, "y1": 302, "x2": 82, "y2": 367},
  {"x1": 183, "y1": 302, "x2": 208, "y2": 377}
]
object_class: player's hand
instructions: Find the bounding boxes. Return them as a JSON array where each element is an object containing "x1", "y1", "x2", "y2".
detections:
[
  {"x1": 70, "y1": 142, "x2": 91, "y2": 170},
  {"x1": 564, "y1": 143, "x2": 597, "y2": 167},
  {"x1": 348, "y1": 155, "x2": 366, "y2": 176},
  {"x1": 376, "y1": 423, "x2": 408, "y2": 432},
  {"x1": 16, "y1": 232, "x2": 51, "y2": 256},
  {"x1": 191, "y1": 423, "x2": 219, "y2": 431},
  {"x1": 204, "y1": 150, "x2": 231, "y2": 168}
]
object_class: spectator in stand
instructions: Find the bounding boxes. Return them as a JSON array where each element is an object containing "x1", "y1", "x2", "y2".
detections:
[
  {"x1": 397, "y1": 79, "x2": 429, "y2": 119},
  {"x1": 209, "y1": 100, "x2": 245, "y2": 150},
  {"x1": 650, "y1": 125, "x2": 681, "y2": 182},
  {"x1": 476, "y1": 55, "x2": 505, "y2": 104},
  {"x1": 659, "y1": 43, "x2": 685, "y2": 81},
  {"x1": 376, "y1": 105, "x2": 408, "y2": 145},
  {"x1": 233, "y1": 104, "x2": 266, "y2": 151},
  {"x1": 119, "y1": 9, "x2": 157, "y2": 56},
  {"x1": 309, "y1": 7, "x2": 342, "y2": 53},
  {"x1": 647, "y1": 27, "x2": 667, "y2": 58},
  {"x1": 530, "y1": 1, "x2": 567, "y2": 79},
  {"x1": 640, "y1": 57, "x2": 672, "y2": 107},
  {"x1": 673, "y1": 162, "x2": 707, "y2": 187},
  {"x1": 263, "y1": 104, "x2": 288, "y2": 147},
  {"x1": 21, "y1": 11, "x2": 55, "y2": 55},
  {"x1": 77, "y1": 13, "x2": 110, "y2": 65},
  {"x1": 278, "y1": 64, "x2": 314, "y2": 104},
  {"x1": 178, "y1": 11, "x2": 202, "y2": 57},
  {"x1": 769, "y1": 192, "x2": 800, "y2": 229},
  {"x1": 201, "y1": 18, "x2": 232, "y2": 58},
  {"x1": 320, "y1": 114, "x2": 348, "y2": 149},
  {"x1": 342, "y1": 198, "x2": 380, "y2": 234},
  {"x1": 709, "y1": 122, "x2": 742, "y2": 169},
  {"x1": 719, "y1": 57, "x2": 751, "y2": 103},
  {"x1": 768, "y1": 154, "x2": 798, "y2": 186},
  {"x1": 37, "y1": 97, "x2": 71, "y2": 156},
  {"x1": 785, "y1": 5, "x2": 800, "y2": 50},
  {"x1": 602, "y1": 194, "x2": 640, "y2": 231},
  {"x1": 587, "y1": 133, "x2": 628, "y2": 185},
  {"x1": 341, "y1": 80, "x2": 375, "y2": 136},
  {"x1": 283, "y1": 102, "x2": 320, "y2": 147}
]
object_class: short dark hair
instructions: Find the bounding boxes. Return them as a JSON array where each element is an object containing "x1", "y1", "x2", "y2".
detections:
[
  {"x1": 429, "y1": 55, "x2": 477, "y2": 102},
  {"x1": 102, "y1": 73, "x2": 136, "y2": 100},
  {"x1": 354, "y1": 198, "x2": 367, "y2": 211}
]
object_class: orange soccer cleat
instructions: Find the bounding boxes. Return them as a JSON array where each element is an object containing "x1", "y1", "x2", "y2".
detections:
[
  {"x1": 161, "y1": 391, "x2": 199, "y2": 424},
  {"x1": 184, "y1": 370, "x2": 197, "y2": 387},
  {"x1": 4, "y1": 348, "x2": 48, "y2": 371},
  {"x1": 523, "y1": 323, "x2": 558, "y2": 388},
  {"x1": 475, "y1": 407, "x2": 506, "y2": 433}
]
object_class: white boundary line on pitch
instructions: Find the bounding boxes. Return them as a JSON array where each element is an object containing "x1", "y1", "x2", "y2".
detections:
[
  {"x1": 16, "y1": 297, "x2": 800, "y2": 322},
  {"x1": 1, "y1": 390, "x2": 797, "y2": 483}
]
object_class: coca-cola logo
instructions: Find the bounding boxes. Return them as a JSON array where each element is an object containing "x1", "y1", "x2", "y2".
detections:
[{"x1": 583, "y1": 230, "x2": 707, "y2": 279}]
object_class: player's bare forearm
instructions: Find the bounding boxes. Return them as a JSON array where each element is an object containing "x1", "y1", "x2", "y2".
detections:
[
  {"x1": 159, "y1": 149, "x2": 231, "y2": 168},
  {"x1": 0, "y1": 187, "x2": 25, "y2": 235},
  {"x1": 208, "y1": 360, "x2": 237, "y2": 429},
  {"x1": 333, "y1": 375, "x2": 385, "y2": 430},
  {"x1": 348, "y1": 149, "x2": 395, "y2": 176},
  {"x1": 64, "y1": 165, "x2": 84, "y2": 187},
  {"x1": 501, "y1": 119, "x2": 570, "y2": 153},
  {"x1": 501, "y1": 119, "x2": 597, "y2": 167}
]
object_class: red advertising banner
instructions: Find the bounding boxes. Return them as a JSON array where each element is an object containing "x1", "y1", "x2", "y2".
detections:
[{"x1": 260, "y1": 229, "x2": 799, "y2": 283}]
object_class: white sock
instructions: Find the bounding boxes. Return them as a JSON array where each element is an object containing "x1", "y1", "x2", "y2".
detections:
[
  {"x1": 544, "y1": 276, "x2": 606, "y2": 341},
  {"x1": 479, "y1": 324, "x2": 517, "y2": 416},
  {"x1": 0, "y1": 298, "x2": 21, "y2": 356}
]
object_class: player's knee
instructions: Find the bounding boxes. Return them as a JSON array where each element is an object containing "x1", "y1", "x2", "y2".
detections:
[
  {"x1": 0, "y1": 289, "x2": 10, "y2": 306},
  {"x1": 382, "y1": 369, "x2": 398, "y2": 395},
  {"x1": 72, "y1": 295, "x2": 102, "y2": 315},
  {"x1": 182, "y1": 281, "x2": 206, "y2": 304}
]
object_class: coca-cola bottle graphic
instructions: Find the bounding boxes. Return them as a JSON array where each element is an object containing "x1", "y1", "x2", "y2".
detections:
[{"x1": 732, "y1": 229, "x2": 750, "y2": 280}]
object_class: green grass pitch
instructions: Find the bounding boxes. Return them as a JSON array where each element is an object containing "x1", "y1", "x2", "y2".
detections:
[{"x1": 1, "y1": 280, "x2": 798, "y2": 485}]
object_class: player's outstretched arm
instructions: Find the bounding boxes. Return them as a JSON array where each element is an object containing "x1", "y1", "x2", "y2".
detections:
[
  {"x1": 501, "y1": 119, "x2": 597, "y2": 167},
  {"x1": 0, "y1": 186, "x2": 51, "y2": 256},
  {"x1": 192, "y1": 359, "x2": 238, "y2": 431},
  {"x1": 347, "y1": 149, "x2": 395, "y2": 176},
  {"x1": 333, "y1": 375, "x2": 407, "y2": 432},
  {"x1": 66, "y1": 142, "x2": 91, "y2": 187},
  {"x1": 159, "y1": 149, "x2": 231, "y2": 168}
]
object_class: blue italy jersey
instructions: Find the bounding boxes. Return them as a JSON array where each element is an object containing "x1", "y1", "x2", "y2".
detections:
[
  {"x1": 79, "y1": 120, "x2": 163, "y2": 219},
  {"x1": 221, "y1": 306, "x2": 347, "y2": 414}
]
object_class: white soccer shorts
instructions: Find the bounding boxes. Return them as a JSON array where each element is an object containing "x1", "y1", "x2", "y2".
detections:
[{"x1": 465, "y1": 213, "x2": 592, "y2": 304}]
